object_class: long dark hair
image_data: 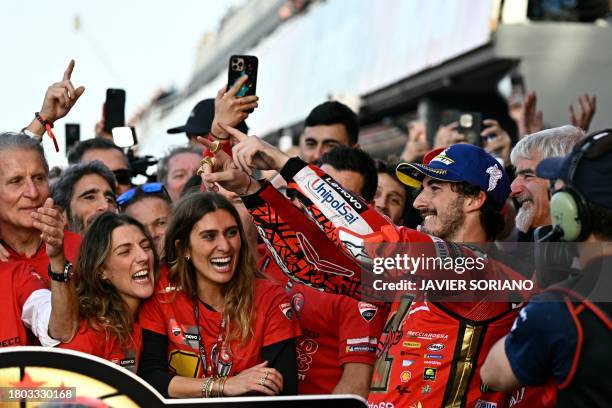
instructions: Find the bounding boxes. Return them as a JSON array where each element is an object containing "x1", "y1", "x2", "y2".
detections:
[
  {"x1": 164, "y1": 192, "x2": 259, "y2": 343},
  {"x1": 76, "y1": 212, "x2": 159, "y2": 345}
]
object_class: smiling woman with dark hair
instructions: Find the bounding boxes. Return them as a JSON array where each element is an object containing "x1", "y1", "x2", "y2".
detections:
[
  {"x1": 138, "y1": 192, "x2": 299, "y2": 398},
  {"x1": 59, "y1": 212, "x2": 159, "y2": 373}
]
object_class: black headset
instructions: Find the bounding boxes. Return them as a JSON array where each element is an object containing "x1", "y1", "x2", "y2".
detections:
[{"x1": 549, "y1": 129, "x2": 612, "y2": 241}]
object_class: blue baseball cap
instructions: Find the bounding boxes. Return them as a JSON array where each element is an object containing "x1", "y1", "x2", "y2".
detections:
[
  {"x1": 536, "y1": 129, "x2": 612, "y2": 209},
  {"x1": 396, "y1": 143, "x2": 511, "y2": 209}
]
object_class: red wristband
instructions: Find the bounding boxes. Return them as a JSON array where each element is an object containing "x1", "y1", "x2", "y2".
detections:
[{"x1": 35, "y1": 112, "x2": 59, "y2": 152}]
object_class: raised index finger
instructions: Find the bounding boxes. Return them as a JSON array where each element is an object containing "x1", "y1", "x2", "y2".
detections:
[{"x1": 63, "y1": 59, "x2": 75, "y2": 81}]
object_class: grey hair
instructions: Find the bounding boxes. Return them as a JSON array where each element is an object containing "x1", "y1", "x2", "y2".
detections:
[
  {"x1": 51, "y1": 160, "x2": 117, "y2": 213},
  {"x1": 157, "y1": 145, "x2": 203, "y2": 184},
  {"x1": 510, "y1": 125, "x2": 586, "y2": 165},
  {"x1": 0, "y1": 132, "x2": 49, "y2": 173}
]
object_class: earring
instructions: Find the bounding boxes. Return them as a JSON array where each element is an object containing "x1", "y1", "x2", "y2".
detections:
[{"x1": 185, "y1": 256, "x2": 191, "y2": 262}]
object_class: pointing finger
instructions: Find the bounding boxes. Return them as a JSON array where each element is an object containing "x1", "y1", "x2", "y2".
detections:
[
  {"x1": 218, "y1": 123, "x2": 248, "y2": 143},
  {"x1": 196, "y1": 136, "x2": 215, "y2": 151},
  {"x1": 63, "y1": 59, "x2": 75, "y2": 81}
]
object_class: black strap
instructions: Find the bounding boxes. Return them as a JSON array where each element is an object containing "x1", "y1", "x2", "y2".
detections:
[{"x1": 138, "y1": 329, "x2": 175, "y2": 398}]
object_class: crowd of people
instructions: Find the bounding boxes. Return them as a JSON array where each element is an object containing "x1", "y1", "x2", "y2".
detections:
[{"x1": 1, "y1": 59, "x2": 610, "y2": 408}]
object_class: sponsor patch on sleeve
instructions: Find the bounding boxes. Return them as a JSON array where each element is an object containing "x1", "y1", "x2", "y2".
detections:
[{"x1": 358, "y1": 301, "x2": 378, "y2": 322}]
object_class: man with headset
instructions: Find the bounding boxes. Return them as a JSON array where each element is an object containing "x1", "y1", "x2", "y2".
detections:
[{"x1": 481, "y1": 129, "x2": 612, "y2": 407}]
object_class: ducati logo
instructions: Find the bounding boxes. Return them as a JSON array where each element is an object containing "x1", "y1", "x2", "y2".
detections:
[
  {"x1": 358, "y1": 302, "x2": 377, "y2": 322},
  {"x1": 279, "y1": 302, "x2": 293, "y2": 320}
]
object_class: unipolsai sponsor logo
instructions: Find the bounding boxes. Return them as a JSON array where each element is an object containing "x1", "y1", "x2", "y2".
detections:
[
  {"x1": 305, "y1": 177, "x2": 360, "y2": 225},
  {"x1": 323, "y1": 175, "x2": 364, "y2": 212}
]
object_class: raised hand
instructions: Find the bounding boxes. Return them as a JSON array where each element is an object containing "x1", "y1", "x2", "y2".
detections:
[
  {"x1": 434, "y1": 121, "x2": 464, "y2": 149},
  {"x1": 568, "y1": 93, "x2": 596, "y2": 132},
  {"x1": 218, "y1": 123, "x2": 290, "y2": 175},
  {"x1": 400, "y1": 120, "x2": 430, "y2": 162},
  {"x1": 481, "y1": 119, "x2": 511, "y2": 165},
  {"x1": 31, "y1": 198, "x2": 65, "y2": 260},
  {"x1": 211, "y1": 76, "x2": 259, "y2": 139},
  {"x1": 39, "y1": 60, "x2": 85, "y2": 124},
  {"x1": 223, "y1": 361, "x2": 284, "y2": 396},
  {"x1": 517, "y1": 91, "x2": 543, "y2": 138},
  {"x1": 196, "y1": 136, "x2": 256, "y2": 195}
]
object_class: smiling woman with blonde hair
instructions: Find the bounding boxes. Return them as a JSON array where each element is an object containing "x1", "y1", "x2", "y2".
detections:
[{"x1": 138, "y1": 192, "x2": 299, "y2": 398}]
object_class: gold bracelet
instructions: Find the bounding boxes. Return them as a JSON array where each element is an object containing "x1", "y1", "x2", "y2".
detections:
[
  {"x1": 207, "y1": 377, "x2": 216, "y2": 398},
  {"x1": 220, "y1": 376, "x2": 228, "y2": 397},
  {"x1": 216, "y1": 376, "x2": 223, "y2": 397},
  {"x1": 202, "y1": 376, "x2": 213, "y2": 398}
]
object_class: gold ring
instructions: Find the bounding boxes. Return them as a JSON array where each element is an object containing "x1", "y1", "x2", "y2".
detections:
[
  {"x1": 209, "y1": 140, "x2": 221, "y2": 154},
  {"x1": 200, "y1": 157, "x2": 215, "y2": 167},
  {"x1": 259, "y1": 376, "x2": 266, "y2": 386}
]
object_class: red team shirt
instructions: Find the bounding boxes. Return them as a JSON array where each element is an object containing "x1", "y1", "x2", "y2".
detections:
[
  {"x1": 59, "y1": 320, "x2": 142, "y2": 373},
  {"x1": 0, "y1": 261, "x2": 47, "y2": 348},
  {"x1": 139, "y1": 278, "x2": 300, "y2": 379},
  {"x1": 260, "y1": 252, "x2": 385, "y2": 394},
  {"x1": 57, "y1": 263, "x2": 170, "y2": 373},
  {"x1": 1, "y1": 230, "x2": 81, "y2": 285}
]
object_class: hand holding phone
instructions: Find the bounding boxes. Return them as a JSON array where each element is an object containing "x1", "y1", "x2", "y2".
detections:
[
  {"x1": 227, "y1": 55, "x2": 258, "y2": 112},
  {"x1": 212, "y1": 74, "x2": 259, "y2": 138}
]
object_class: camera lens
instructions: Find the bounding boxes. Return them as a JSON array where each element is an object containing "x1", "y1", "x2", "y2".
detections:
[{"x1": 460, "y1": 114, "x2": 473, "y2": 128}]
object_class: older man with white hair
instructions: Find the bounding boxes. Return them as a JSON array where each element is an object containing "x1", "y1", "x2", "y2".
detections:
[{"x1": 510, "y1": 125, "x2": 586, "y2": 241}]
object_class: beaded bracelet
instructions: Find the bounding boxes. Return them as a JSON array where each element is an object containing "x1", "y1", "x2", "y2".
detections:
[{"x1": 34, "y1": 112, "x2": 60, "y2": 152}]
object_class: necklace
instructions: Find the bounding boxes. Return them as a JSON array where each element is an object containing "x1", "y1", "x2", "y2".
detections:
[{"x1": 192, "y1": 297, "x2": 228, "y2": 377}]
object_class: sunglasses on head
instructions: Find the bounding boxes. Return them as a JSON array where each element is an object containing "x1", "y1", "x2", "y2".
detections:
[
  {"x1": 113, "y1": 169, "x2": 132, "y2": 186},
  {"x1": 117, "y1": 182, "x2": 169, "y2": 207}
]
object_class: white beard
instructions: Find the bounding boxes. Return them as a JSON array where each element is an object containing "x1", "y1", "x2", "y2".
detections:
[{"x1": 515, "y1": 203, "x2": 534, "y2": 233}]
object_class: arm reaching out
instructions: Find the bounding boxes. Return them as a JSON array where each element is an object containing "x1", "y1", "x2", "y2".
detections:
[{"x1": 31, "y1": 198, "x2": 78, "y2": 342}]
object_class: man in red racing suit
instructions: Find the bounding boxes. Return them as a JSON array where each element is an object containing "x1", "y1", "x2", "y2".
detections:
[{"x1": 200, "y1": 130, "x2": 552, "y2": 407}]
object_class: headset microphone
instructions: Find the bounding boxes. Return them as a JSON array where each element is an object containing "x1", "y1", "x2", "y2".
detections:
[{"x1": 534, "y1": 225, "x2": 577, "y2": 288}]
